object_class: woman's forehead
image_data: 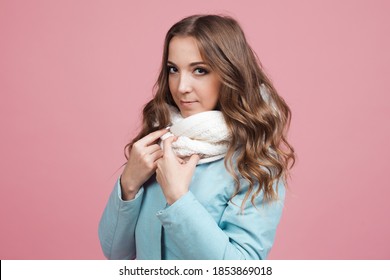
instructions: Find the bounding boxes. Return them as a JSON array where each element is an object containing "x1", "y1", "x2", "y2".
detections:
[{"x1": 167, "y1": 36, "x2": 204, "y2": 64}]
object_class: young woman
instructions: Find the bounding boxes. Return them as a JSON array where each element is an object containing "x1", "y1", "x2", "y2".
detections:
[{"x1": 99, "y1": 14, "x2": 295, "y2": 260}]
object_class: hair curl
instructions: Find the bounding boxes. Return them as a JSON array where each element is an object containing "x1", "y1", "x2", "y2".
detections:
[{"x1": 125, "y1": 14, "x2": 295, "y2": 207}]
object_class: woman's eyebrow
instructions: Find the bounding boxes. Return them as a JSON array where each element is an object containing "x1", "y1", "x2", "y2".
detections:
[{"x1": 167, "y1": 60, "x2": 208, "y2": 67}]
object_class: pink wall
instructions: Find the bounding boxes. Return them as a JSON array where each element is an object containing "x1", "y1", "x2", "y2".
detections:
[{"x1": 1, "y1": 0, "x2": 389, "y2": 259}]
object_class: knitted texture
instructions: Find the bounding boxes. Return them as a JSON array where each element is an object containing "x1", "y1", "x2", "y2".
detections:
[{"x1": 160, "y1": 106, "x2": 231, "y2": 164}]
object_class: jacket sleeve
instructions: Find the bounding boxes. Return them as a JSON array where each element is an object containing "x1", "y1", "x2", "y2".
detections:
[
  {"x1": 156, "y1": 180, "x2": 285, "y2": 260},
  {"x1": 98, "y1": 177, "x2": 144, "y2": 259}
]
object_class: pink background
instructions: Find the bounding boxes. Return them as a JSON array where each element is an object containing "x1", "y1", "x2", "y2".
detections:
[{"x1": 1, "y1": 0, "x2": 389, "y2": 259}]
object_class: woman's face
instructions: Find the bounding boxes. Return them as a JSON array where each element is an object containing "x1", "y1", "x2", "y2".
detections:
[{"x1": 167, "y1": 36, "x2": 221, "y2": 118}]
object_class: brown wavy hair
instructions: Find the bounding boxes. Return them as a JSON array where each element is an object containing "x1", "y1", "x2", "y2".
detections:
[{"x1": 124, "y1": 14, "x2": 295, "y2": 206}]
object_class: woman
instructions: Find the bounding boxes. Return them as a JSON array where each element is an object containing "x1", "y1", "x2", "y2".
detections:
[{"x1": 99, "y1": 14, "x2": 295, "y2": 260}]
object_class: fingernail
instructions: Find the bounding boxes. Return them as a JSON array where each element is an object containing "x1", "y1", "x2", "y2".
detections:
[{"x1": 160, "y1": 132, "x2": 174, "y2": 141}]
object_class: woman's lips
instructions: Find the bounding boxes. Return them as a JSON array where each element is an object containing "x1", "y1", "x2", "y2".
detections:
[{"x1": 180, "y1": 100, "x2": 197, "y2": 106}]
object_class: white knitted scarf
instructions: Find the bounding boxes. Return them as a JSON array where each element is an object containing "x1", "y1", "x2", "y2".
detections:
[{"x1": 160, "y1": 106, "x2": 231, "y2": 164}]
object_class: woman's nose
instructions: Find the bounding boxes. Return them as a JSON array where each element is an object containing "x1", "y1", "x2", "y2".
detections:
[{"x1": 178, "y1": 73, "x2": 192, "y2": 93}]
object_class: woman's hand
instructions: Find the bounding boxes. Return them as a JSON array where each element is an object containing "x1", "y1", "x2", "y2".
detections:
[
  {"x1": 156, "y1": 136, "x2": 200, "y2": 205},
  {"x1": 120, "y1": 128, "x2": 168, "y2": 200}
]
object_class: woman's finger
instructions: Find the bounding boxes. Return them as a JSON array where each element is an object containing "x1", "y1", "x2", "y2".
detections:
[
  {"x1": 138, "y1": 128, "x2": 169, "y2": 146},
  {"x1": 144, "y1": 144, "x2": 162, "y2": 154},
  {"x1": 186, "y1": 154, "x2": 200, "y2": 167},
  {"x1": 162, "y1": 135, "x2": 177, "y2": 157},
  {"x1": 149, "y1": 149, "x2": 164, "y2": 162}
]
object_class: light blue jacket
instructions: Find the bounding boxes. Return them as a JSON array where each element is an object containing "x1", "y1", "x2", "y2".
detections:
[{"x1": 98, "y1": 158, "x2": 285, "y2": 260}]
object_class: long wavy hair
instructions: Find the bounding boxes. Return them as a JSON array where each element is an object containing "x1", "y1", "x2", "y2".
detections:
[{"x1": 124, "y1": 14, "x2": 295, "y2": 206}]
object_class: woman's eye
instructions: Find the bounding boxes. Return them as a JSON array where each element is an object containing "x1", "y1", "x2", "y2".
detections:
[
  {"x1": 194, "y1": 68, "x2": 208, "y2": 75},
  {"x1": 167, "y1": 66, "x2": 178, "y2": 74}
]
